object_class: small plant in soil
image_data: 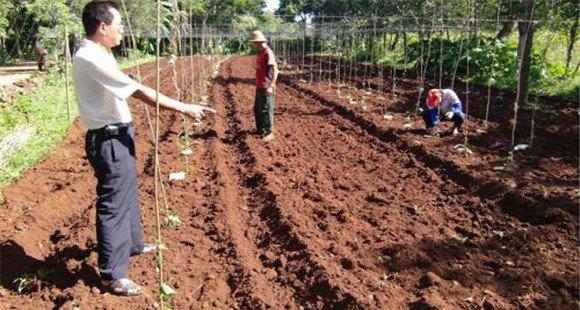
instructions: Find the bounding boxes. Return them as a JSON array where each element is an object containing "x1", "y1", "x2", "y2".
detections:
[
  {"x1": 13, "y1": 274, "x2": 38, "y2": 294},
  {"x1": 377, "y1": 255, "x2": 391, "y2": 264},
  {"x1": 403, "y1": 116, "x2": 412, "y2": 129},
  {"x1": 178, "y1": 133, "x2": 192, "y2": 150},
  {"x1": 493, "y1": 230, "x2": 507, "y2": 239},
  {"x1": 453, "y1": 137, "x2": 473, "y2": 156},
  {"x1": 161, "y1": 282, "x2": 177, "y2": 302},
  {"x1": 153, "y1": 246, "x2": 177, "y2": 309},
  {"x1": 165, "y1": 212, "x2": 182, "y2": 228},
  {"x1": 383, "y1": 113, "x2": 393, "y2": 121},
  {"x1": 526, "y1": 277, "x2": 544, "y2": 295},
  {"x1": 380, "y1": 272, "x2": 393, "y2": 282},
  {"x1": 361, "y1": 100, "x2": 369, "y2": 112},
  {"x1": 412, "y1": 205, "x2": 422, "y2": 214},
  {"x1": 494, "y1": 152, "x2": 515, "y2": 172},
  {"x1": 184, "y1": 164, "x2": 198, "y2": 175},
  {"x1": 504, "y1": 151, "x2": 514, "y2": 167}
]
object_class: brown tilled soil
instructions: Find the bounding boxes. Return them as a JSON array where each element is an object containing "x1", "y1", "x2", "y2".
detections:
[{"x1": 0, "y1": 55, "x2": 578, "y2": 309}]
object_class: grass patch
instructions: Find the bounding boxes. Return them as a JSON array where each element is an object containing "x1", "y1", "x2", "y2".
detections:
[
  {"x1": 0, "y1": 53, "x2": 156, "y2": 196},
  {"x1": 0, "y1": 68, "x2": 78, "y2": 190}
]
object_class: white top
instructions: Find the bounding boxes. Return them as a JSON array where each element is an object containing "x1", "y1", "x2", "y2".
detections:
[
  {"x1": 72, "y1": 39, "x2": 139, "y2": 130},
  {"x1": 440, "y1": 89, "x2": 461, "y2": 113}
]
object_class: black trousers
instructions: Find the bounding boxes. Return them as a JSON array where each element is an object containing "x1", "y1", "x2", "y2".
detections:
[{"x1": 85, "y1": 123, "x2": 143, "y2": 281}]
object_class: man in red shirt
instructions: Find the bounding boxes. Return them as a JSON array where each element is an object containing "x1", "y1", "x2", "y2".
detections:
[{"x1": 250, "y1": 30, "x2": 278, "y2": 141}]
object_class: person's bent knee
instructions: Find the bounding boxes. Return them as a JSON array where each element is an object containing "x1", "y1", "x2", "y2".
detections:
[{"x1": 452, "y1": 112, "x2": 465, "y2": 128}]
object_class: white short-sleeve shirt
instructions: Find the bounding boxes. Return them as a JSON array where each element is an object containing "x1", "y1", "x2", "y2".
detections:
[
  {"x1": 72, "y1": 39, "x2": 139, "y2": 130},
  {"x1": 440, "y1": 89, "x2": 461, "y2": 113}
]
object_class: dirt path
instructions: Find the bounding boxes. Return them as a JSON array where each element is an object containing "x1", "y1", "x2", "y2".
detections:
[
  {"x1": 0, "y1": 56, "x2": 577, "y2": 309},
  {"x1": 0, "y1": 62, "x2": 37, "y2": 88}
]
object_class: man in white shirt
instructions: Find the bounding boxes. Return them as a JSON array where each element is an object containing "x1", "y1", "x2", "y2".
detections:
[{"x1": 73, "y1": 0, "x2": 215, "y2": 296}]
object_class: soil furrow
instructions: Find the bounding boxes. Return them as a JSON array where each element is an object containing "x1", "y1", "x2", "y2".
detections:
[{"x1": 218, "y1": 58, "x2": 365, "y2": 309}]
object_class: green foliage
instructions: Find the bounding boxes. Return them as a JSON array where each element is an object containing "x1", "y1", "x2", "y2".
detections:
[
  {"x1": 0, "y1": 101, "x2": 21, "y2": 137},
  {"x1": 403, "y1": 35, "x2": 579, "y2": 100},
  {"x1": 232, "y1": 14, "x2": 260, "y2": 31},
  {"x1": 25, "y1": 0, "x2": 84, "y2": 53},
  {"x1": 0, "y1": 68, "x2": 78, "y2": 189},
  {"x1": 0, "y1": 0, "x2": 13, "y2": 29}
]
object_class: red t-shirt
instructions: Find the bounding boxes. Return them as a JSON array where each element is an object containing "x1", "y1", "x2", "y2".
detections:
[{"x1": 255, "y1": 47, "x2": 276, "y2": 89}]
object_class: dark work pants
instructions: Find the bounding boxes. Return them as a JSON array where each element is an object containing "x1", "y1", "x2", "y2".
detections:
[
  {"x1": 421, "y1": 109, "x2": 465, "y2": 129},
  {"x1": 85, "y1": 124, "x2": 143, "y2": 281},
  {"x1": 254, "y1": 88, "x2": 275, "y2": 135}
]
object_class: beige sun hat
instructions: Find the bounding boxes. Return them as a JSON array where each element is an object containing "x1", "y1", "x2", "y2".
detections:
[{"x1": 249, "y1": 30, "x2": 267, "y2": 42}]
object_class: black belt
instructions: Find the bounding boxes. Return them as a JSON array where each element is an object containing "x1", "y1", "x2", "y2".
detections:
[{"x1": 88, "y1": 122, "x2": 132, "y2": 139}]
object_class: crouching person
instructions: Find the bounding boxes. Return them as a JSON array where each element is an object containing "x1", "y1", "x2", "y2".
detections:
[{"x1": 422, "y1": 88, "x2": 465, "y2": 136}]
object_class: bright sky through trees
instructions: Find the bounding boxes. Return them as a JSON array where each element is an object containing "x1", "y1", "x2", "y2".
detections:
[{"x1": 264, "y1": 0, "x2": 280, "y2": 12}]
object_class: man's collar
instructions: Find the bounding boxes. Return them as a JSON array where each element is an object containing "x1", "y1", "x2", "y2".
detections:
[{"x1": 83, "y1": 38, "x2": 111, "y2": 54}]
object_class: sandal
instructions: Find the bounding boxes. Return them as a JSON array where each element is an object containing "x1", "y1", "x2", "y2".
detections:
[{"x1": 102, "y1": 278, "x2": 143, "y2": 296}]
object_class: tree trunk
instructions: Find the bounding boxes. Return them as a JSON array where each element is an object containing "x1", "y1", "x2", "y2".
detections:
[
  {"x1": 390, "y1": 32, "x2": 399, "y2": 50},
  {"x1": 402, "y1": 32, "x2": 408, "y2": 76},
  {"x1": 495, "y1": 20, "x2": 516, "y2": 41},
  {"x1": 565, "y1": 15, "x2": 578, "y2": 75},
  {"x1": 201, "y1": 18, "x2": 206, "y2": 54},
  {"x1": 516, "y1": 0, "x2": 536, "y2": 108},
  {"x1": 511, "y1": 0, "x2": 536, "y2": 151},
  {"x1": 13, "y1": 23, "x2": 21, "y2": 57},
  {"x1": 403, "y1": 32, "x2": 408, "y2": 55}
]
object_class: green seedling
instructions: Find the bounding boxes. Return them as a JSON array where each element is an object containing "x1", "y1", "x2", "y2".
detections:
[
  {"x1": 453, "y1": 144, "x2": 473, "y2": 155},
  {"x1": 361, "y1": 101, "x2": 369, "y2": 112},
  {"x1": 180, "y1": 148, "x2": 193, "y2": 156},
  {"x1": 452, "y1": 137, "x2": 473, "y2": 156},
  {"x1": 504, "y1": 151, "x2": 514, "y2": 167},
  {"x1": 413, "y1": 205, "x2": 422, "y2": 214},
  {"x1": 178, "y1": 135, "x2": 191, "y2": 149},
  {"x1": 184, "y1": 164, "x2": 198, "y2": 175},
  {"x1": 160, "y1": 282, "x2": 177, "y2": 302},
  {"x1": 377, "y1": 255, "x2": 391, "y2": 264},
  {"x1": 403, "y1": 116, "x2": 413, "y2": 129},
  {"x1": 380, "y1": 272, "x2": 393, "y2": 281},
  {"x1": 526, "y1": 277, "x2": 544, "y2": 295},
  {"x1": 493, "y1": 230, "x2": 506, "y2": 239},
  {"x1": 494, "y1": 151, "x2": 515, "y2": 172},
  {"x1": 13, "y1": 274, "x2": 37, "y2": 294},
  {"x1": 165, "y1": 213, "x2": 182, "y2": 229}
]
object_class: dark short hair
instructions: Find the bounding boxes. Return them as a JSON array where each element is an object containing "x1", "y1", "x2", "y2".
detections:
[{"x1": 82, "y1": 1, "x2": 120, "y2": 37}]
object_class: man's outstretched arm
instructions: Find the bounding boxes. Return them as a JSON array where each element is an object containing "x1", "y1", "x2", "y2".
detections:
[{"x1": 132, "y1": 86, "x2": 216, "y2": 122}]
